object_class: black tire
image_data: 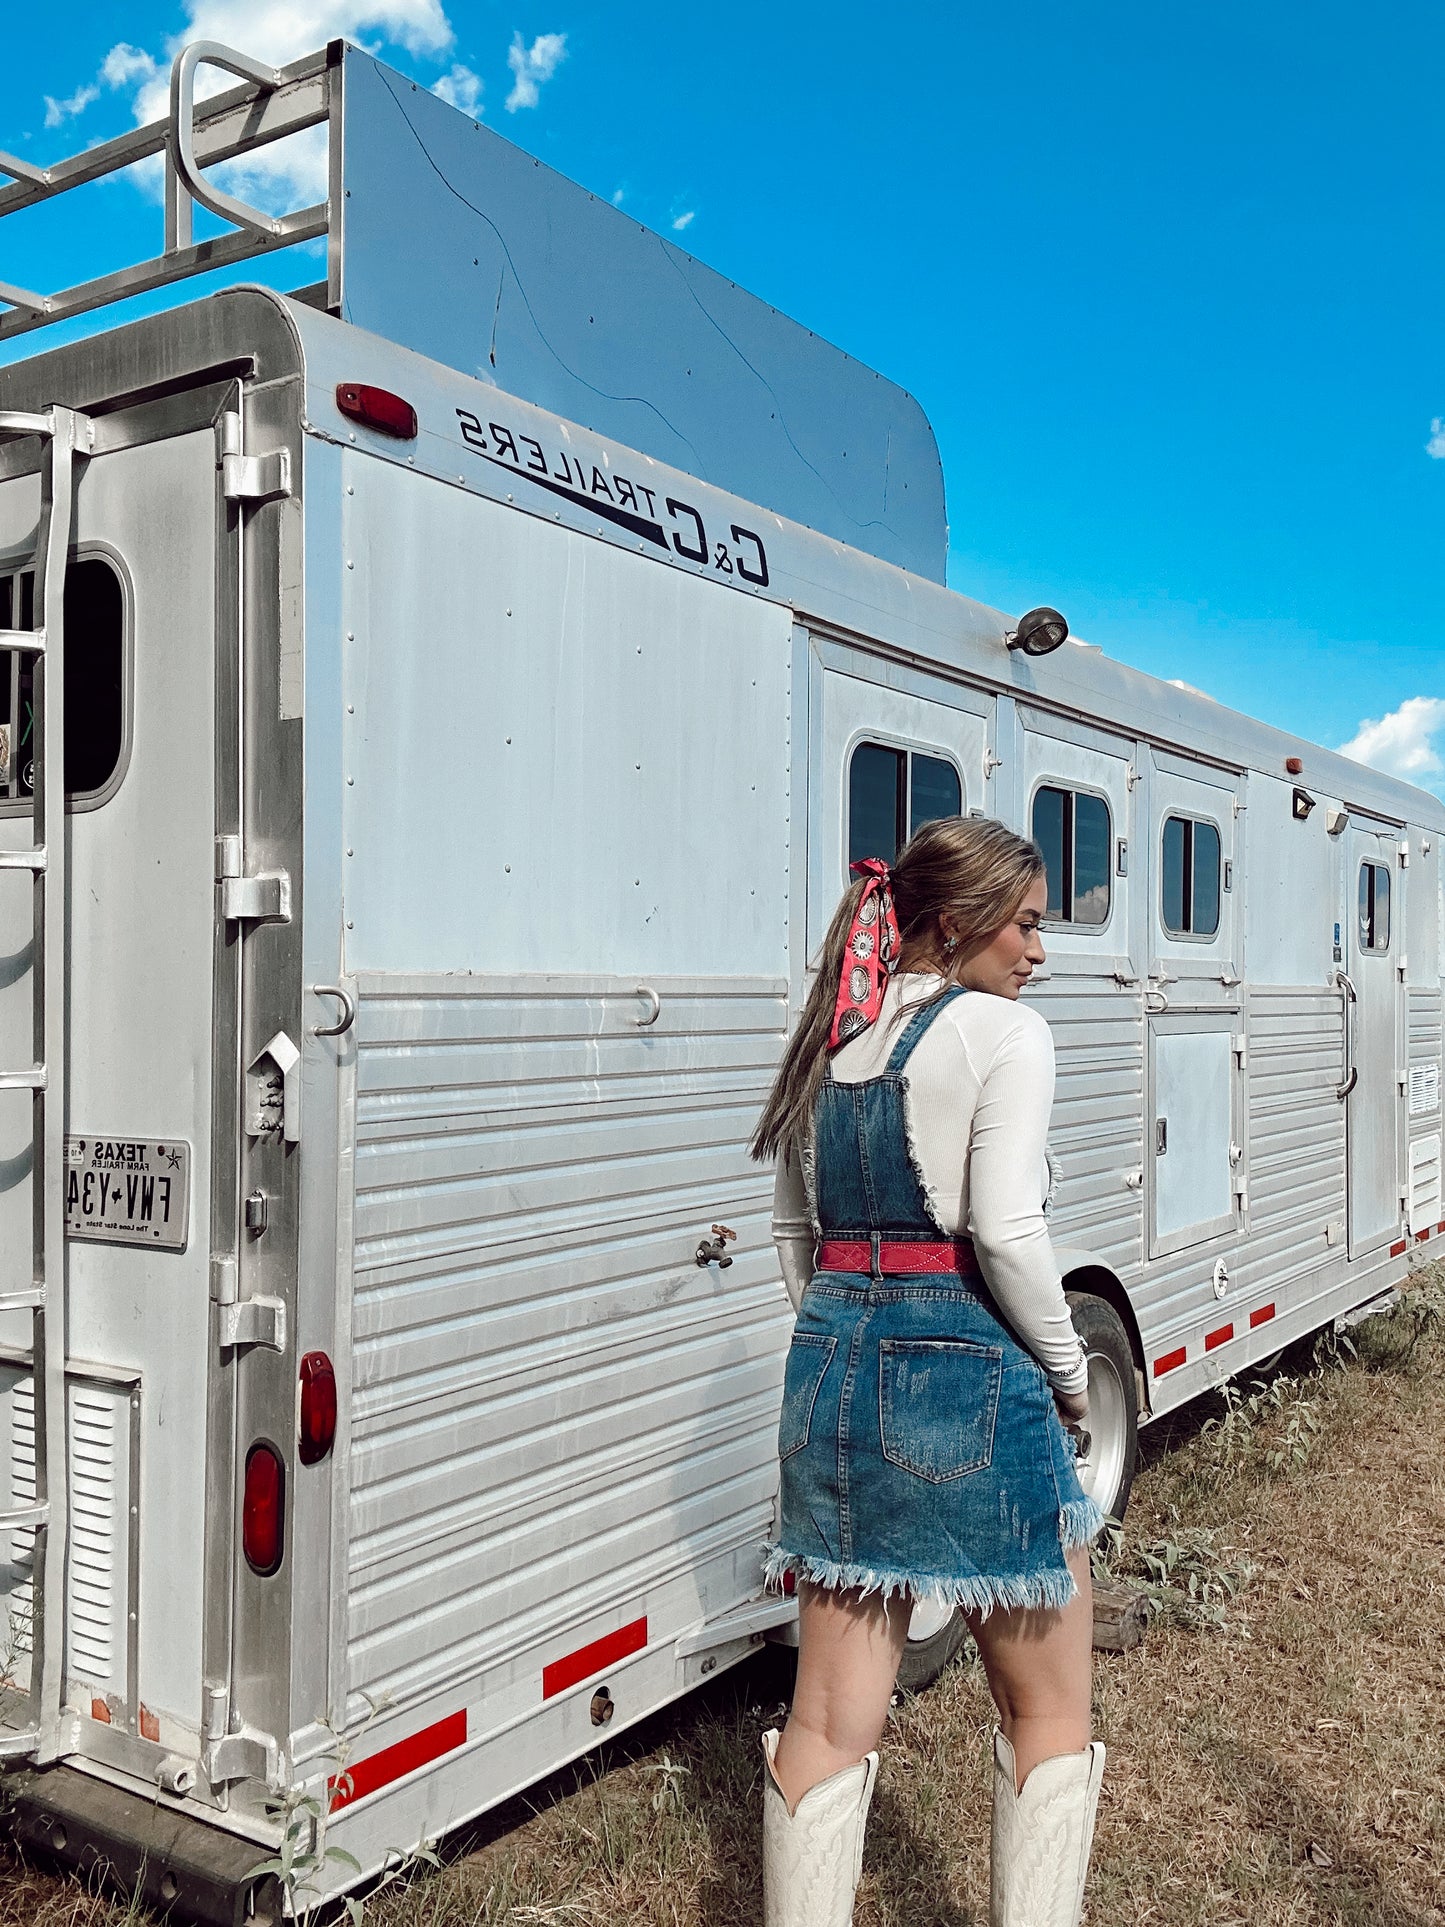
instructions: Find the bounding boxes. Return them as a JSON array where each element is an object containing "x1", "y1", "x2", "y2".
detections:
[
  {"x1": 1065, "y1": 1291, "x2": 1140, "y2": 1525},
  {"x1": 895, "y1": 1596, "x2": 971, "y2": 1692}
]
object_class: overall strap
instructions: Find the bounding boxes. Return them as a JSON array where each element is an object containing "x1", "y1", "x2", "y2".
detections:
[{"x1": 884, "y1": 983, "x2": 968, "y2": 1074}]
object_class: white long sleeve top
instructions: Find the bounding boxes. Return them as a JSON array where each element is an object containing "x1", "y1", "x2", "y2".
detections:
[{"x1": 772, "y1": 972, "x2": 1089, "y2": 1396}]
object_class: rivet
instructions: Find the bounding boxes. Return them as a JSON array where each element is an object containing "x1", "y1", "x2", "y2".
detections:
[
  {"x1": 347, "y1": 776, "x2": 354, "y2": 786},
  {"x1": 345, "y1": 485, "x2": 354, "y2": 496},
  {"x1": 346, "y1": 920, "x2": 353, "y2": 930},
  {"x1": 346, "y1": 631, "x2": 354, "y2": 641},
  {"x1": 346, "y1": 559, "x2": 354, "y2": 570},
  {"x1": 346, "y1": 703, "x2": 354, "y2": 714},
  {"x1": 346, "y1": 848, "x2": 353, "y2": 857},
  {"x1": 504, "y1": 864, "x2": 511, "y2": 873}
]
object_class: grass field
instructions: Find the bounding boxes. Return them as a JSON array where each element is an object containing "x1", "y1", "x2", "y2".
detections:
[{"x1": 3, "y1": 1262, "x2": 1443, "y2": 1926}]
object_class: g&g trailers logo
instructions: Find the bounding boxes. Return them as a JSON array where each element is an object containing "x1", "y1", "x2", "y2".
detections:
[{"x1": 455, "y1": 409, "x2": 770, "y2": 588}]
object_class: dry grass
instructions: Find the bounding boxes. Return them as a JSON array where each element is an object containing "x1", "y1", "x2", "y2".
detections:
[{"x1": 4, "y1": 1261, "x2": 1443, "y2": 1925}]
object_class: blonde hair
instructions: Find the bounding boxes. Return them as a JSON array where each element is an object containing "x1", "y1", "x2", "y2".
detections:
[{"x1": 750, "y1": 815, "x2": 1044, "y2": 1162}]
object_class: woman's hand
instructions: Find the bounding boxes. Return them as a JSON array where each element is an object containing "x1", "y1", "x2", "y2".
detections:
[{"x1": 1053, "y1": 1383, "x2": 1090, "y2": 1432}]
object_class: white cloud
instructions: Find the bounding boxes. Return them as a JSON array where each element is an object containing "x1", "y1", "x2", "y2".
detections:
[
  {"x1": 1428, "y1": 417, "x2": 1445, "y2": 459},
  {"x1": 1339, "y1": 696, "x2": 1445, "y2": 793},
  {"x1": 671, "y1": 209, "x2": 695, "y2": 232},
  {"x1": 505, "y1": 31, "x2": 566, "y2": 111},
  {"x1": 611, "y1": 186, "x2": 625, "y2": 206},
  {"x1": 432, "y1": 62, "x2": 481, "y2": 114},
  {"x1": 101, "y1": 44, "x2": 159, "y2": 88},
  {"x1": 43, "y1": 84, "x2": 99, "y2": 128}
]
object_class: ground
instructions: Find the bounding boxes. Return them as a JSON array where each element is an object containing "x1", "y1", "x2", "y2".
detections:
[{"x1": 3, "y1": 1262, "x2": 1442, "y2": 1926}]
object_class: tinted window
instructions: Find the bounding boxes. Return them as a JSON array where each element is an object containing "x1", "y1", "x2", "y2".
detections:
[
  {"x1": 910, "y1": 753, "x2": 961, "y2": 833},
  {"x1": 848, "y1": 743, "x2": 905, "y2": 868},
  {"x1": 1359, "y1": 860, "x2": 1390, "y2": 952},
  {"x1": 1031, "y1": 784, "x2": 1111, "y2": 926},
  {"x1": 1, "y1": 558, "x2": 125, "y2": 804},
  {"x1": 1161, "y1": 815, "x2": 1221, "y2": 937}
]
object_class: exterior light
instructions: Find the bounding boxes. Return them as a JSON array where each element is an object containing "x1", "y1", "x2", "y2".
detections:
[
  {"x1": 335, "y1": 382, "x2": 418, "y2": 440},
  {"x1": 298, "y1": 1351, "x2": 338, "y2": 1465},
  {"x1": 242, "y1": 1442, "x2": 285, "y2": 1576},
  {"x1": 1292, "y1": 788, "x2": 1316, "y2": 821},
  {"x1": 1005, "y1": 607, "x2": 1069, "y2": 657}
]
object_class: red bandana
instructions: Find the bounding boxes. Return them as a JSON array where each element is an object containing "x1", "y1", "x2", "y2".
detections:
[{"x1": 828, "y1": 858, "x2": 901, "y2": 1050}]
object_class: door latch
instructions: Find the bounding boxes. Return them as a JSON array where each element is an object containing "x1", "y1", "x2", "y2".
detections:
[{"x1": 1155, "y1": 1119, "x2": 1168, "y2": 1156}]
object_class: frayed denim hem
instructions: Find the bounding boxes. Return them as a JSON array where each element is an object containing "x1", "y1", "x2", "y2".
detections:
[
  {"x1": 763, "y1": 1543, "x2": 1079, "y2": 1620},
  {"x1": 1059, "y1": 1493, "x2": 1107, "y2": 1550}
]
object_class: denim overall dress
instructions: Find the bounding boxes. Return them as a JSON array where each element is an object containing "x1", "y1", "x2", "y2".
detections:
[{"x1": 764, "y1": 988, "x2": 1102, "y2": 1615}]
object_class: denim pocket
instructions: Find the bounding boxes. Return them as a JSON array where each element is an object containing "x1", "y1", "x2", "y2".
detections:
[
  {"x1": 779, "y1": 1333, "x2": 837, "y2": 1462},
  {"x1": 878, "y1": 1338, "x2": 1002, "y2": 1482}
]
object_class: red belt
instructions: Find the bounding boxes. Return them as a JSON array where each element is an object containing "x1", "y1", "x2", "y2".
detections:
[{"x1": 817, "y1": 1238, "x2": 978, "y2": 1277}]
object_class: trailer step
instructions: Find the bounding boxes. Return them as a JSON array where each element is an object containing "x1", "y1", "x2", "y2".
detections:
[{"x1": 0, "y1": 848, "x2": 45, "y2": 870}]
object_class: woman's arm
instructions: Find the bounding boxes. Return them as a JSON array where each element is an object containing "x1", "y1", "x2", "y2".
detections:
[
  {"x1": 967, "y1": 1014, "x2": 1089, "y2": 1395},
  {"x1": 771, "y1": 1146, "x2": 815, "y2": 1313}
]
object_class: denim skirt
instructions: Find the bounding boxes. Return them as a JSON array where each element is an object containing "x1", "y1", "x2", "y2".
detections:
[{"x1": 764, "y1": 1268, "x2": 1104, "y2": 1617}]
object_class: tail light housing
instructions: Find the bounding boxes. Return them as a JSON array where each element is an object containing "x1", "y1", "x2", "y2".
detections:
[
  {"x1": 299, "y1": 1351, "x2": 338, "y2": 1465},
  {"x1": 242, "y1": 1442, "x2": 285, "y2": 1575}
]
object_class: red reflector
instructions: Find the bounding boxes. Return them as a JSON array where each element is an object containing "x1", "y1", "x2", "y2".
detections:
[
  {"x1": 542, "y1": 1616, "x2": 648, "y2": 1699},
  {"x1": 1437, "y1": 1221, "x2": 1445, "y2": 1235},
  {"x1": 1415, "y1": 1229, "x2": 1430, "y2": 1243},
  {"x1": 298, "y1": 1351, "x2": 338, "y2": 1465},
  {"x1": 1249, "y1": 1303, "x2": 1276, "y2": 1329},
  {"x1": 329, "y1": 1710, "x2": 467, "y2": 1812},
  {"x1": 1389, "y1": 1240, "x2": 1407, "y2": 1258},
  {"x1": 335, "y1": 381, "x2": 418, "y2": 440},
  {"x1": 242, "y1": 1442, "x2": 285, "y2": 1576},
  {"x1": 1153, "y1": 1347, "x2": 1186, "y2": 1377},
  {"x1": 1205, "y1": 1323, "x2": 1234, "y2": 1352}
]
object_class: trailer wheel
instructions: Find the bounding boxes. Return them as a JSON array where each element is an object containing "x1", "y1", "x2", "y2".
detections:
[
  {"x1": 1066, "y1": 1291, "x2": 1139, "y2": 1524},
  {"x1": 895, "y1": 1593, "x2": 971, "y2": 1692}
]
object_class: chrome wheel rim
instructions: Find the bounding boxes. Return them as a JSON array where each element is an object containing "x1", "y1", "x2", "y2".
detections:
[
  {"x1": 1075, "y1": 1347, "x2": 1128, "y2": 1519},
  {"x1": 906, "y1": 1594, "x2": 955, "y2": 1643}
]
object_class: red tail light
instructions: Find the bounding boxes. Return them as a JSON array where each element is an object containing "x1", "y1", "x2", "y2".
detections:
[
  {"x1": 243, "y1": 1442, "x2": 285, "y2": 1576},
  {"x1": 299, "y1": 1351, "x2": 338, "y2": 1465},
  {"x1": 335, "y1": 382, "x2": 417, "y2": 440}
]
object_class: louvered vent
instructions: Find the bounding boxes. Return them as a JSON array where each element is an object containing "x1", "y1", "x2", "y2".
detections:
[
  {"x1": 1408, "y1": 1136, "x2": 1443, "y2": 1237},
  {"x1": 1408, "y1": 1062, "x2": 1441, "y2": 1118},
  {"x1": 1, "y1": 1372, "x2": 131, "y2": 1702}
]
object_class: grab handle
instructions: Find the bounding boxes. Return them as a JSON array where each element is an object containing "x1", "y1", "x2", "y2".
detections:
[
  {"x1": 310, "y1": 984, "x2": 355, "y2": 1038},
  {"x1": 1334, "y1": 970, "x2": 1357, "y2": 1100}
]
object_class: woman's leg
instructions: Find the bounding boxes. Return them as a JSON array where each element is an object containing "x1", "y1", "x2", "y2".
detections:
[
  {"x1": 968, "y1": 1545, "x2": 1094, "y2": 1788},
  {"x1": 770, "y1": 1582, "x2": 912, "y2": 1812}
]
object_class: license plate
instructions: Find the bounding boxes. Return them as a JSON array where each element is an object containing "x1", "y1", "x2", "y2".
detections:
[{"x1": 64, "y1": 1136, "x2": 191, "y2": 1251}]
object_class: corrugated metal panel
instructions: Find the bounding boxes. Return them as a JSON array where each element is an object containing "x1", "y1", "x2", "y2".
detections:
[
  {"x1": 345, "y1": 973, "x2": 791, "y2": 1718},
  {"x1": 1038, "y1": 985, "x2": 1145, "y2": 1271},
  {"x1": 1240, "y1": 989, "x2": 1346, "y2": 1282}
]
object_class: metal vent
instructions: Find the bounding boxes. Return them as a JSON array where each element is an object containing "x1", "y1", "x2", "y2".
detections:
[
  {"x1": 1, "y1": 1371, "x2": 133, "y2": 1703},
  {"x1": 1408, "y1": 1061, "x2": 1441, "y2": 1117},
  {"x1": 1408, "y1": 1136, "x2": 1443, "y2": 1237}
]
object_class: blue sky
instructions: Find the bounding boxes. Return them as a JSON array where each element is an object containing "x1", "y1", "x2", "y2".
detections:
[{"x1": 3, "y1": 1, "x2": 1442, "y2": 793}]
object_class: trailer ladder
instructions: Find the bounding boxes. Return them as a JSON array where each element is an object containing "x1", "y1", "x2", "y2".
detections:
[
  {"x1": 0, "y1": 41, "x2": 337, "y2": 344},
  {"x1": 0, "y1": 406, "x2": 88, "y2": 1763}
]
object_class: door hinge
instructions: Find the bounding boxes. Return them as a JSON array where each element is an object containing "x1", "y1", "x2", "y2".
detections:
[
  {"x1": 219, "y1": 410, "x2": 292, "y2": 505},
  {"x1": 216, "y1": 835, "x2": 291, "y2": 926},
  {"x1": 210, "y1": 1256, "x2": 285, "y2": 1351},
  {"x1": 1232, "y1": 1032, "x2": 1247, "y2": 1066},
  {"x1": 204, "y1": 1725, "x2": 282, "y2": 1790}
]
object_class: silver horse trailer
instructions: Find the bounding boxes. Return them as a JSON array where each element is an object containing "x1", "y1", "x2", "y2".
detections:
[{"x1": 0, "y1": 38, "x2": 1440, "y2": 1922}]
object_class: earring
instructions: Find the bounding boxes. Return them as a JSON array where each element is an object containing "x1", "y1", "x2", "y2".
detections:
[{"x1": 942, "y1": 935, "x2": 958, "y2": 955}]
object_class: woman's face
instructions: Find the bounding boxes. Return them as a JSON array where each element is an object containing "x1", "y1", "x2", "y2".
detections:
[{"x1": 952, "y1": 876, "x2": 1048, "y2": 999}]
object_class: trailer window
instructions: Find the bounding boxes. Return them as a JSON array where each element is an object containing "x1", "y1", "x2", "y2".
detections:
[
  {"x1": 0, "y1": 559, "x2": 125, "y2": 806},
  {"x1": 1358, "y1": 860, "x2": 1390, "y2": 952},
  {"x1": 1031, "y1": 785, "x2": 1111, "y2": 925},
  {"x1": 1160, "y1": 815, "x2": 1221, "y2": 937},
  {"x1": 847, "y1": 742, "x2": 961, "y2": 870}
]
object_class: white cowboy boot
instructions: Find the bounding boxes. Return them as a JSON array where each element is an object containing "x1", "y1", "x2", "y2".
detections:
[
  {"x1": 990, "y1": 1729, "x2": 1106, "y2": 1927},
  {"x1": 762, "y1": 1727, "x2": 879, "y2": 1926}
]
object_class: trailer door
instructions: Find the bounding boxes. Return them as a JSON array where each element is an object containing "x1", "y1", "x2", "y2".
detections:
[
  {"x1": 1344, "y1": 820, "x2": 1402, "y2": 1256},
  {"x1": 0, "y1": 404, "x2": 235, "y2": 1775}
]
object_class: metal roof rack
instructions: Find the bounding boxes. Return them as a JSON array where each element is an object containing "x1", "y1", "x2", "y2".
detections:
[{"x1": 0, "y1": 40, "x2": 340, "y2": 344}]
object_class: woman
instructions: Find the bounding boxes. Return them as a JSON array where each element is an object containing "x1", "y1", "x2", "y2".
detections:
[{"x1": 752, "y1": 816, "x2": 1106, "y2": 1927}]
